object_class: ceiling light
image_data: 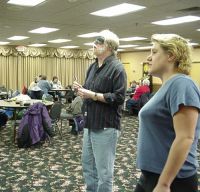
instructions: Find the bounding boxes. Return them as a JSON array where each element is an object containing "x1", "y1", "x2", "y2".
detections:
[
  {"x1": 152, "y1": 15, "x2": 200, "y2": 25},
  {"x1": 119, "y1": 44, "x2": 138, "y2": 48},
  {"x1": 117, "y1": 49, "x2": 125, "y2": 52},
  {"x1": 7, "y1": 0, "x2": 46, "y2": 7},
  {"x1": 29, "y1": 27, "x2": 59, "y2": 34},
  {"x1": 90, "y1": 3, "x2": 146, "y2": 17},
  {"x1": 60, "y1": 46, "x2": 79, "y2": 49},
  {"x1": 135, "y1": 46, "x2": 152, "y2": 50},
  {"x1": 189, "y1": 42, "x2": 199, "y2": 46},
  {"x1": 48, "y1": 39, "x2": 71, "y2": 43},
  {"x1": 7, "y1": 36, "x2": 29, "y2": 40},
  {"x1": 197, "y1": 29, "x2": 200, "y2": 31},
  {"x1": 84, "y1": 42, "x2": 94, "y2": 46},
  {"x1": 0, "y1": 41, "x2": 10, "y2": 45},
  {"x1": 120, "y1": 37, "x2": 147, "y2": 41},
  {"x1": 78, "y1": 32, "x2": 99, "y2": 38},
  {"x1": 28, "y1": 43, "x2": 46, "y2": 47}
]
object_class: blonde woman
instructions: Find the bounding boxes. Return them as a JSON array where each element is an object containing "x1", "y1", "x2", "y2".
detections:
[{"x1": 135, "y1": 34, "x2": 200, "y2": 192}]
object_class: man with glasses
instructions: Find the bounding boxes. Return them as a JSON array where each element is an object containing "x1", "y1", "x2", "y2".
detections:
[{"x1": 74, "y1": 30, "x2": 127, "y2": 192}]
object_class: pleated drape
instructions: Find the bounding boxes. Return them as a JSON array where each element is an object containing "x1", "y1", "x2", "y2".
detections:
[{"x1": 0, "y1": 53, "x2": 93, "y2": 90}]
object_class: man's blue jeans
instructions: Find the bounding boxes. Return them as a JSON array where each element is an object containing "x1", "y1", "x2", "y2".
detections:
[{"x1": 82, "y1": 128, "x2": 120, "y2": 192}]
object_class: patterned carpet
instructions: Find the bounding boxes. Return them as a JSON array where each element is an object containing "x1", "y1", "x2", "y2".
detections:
[{"x1": 0, "y1": 115, "x2": 199, "y2": 192}]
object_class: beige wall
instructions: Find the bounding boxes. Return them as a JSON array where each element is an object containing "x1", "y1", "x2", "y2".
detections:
[
  {"x1": 120, "y1": 48, "x2": 200, "y2": 87},
  {"x1": 120, "y1": 51, "x2": 149, "y2": 86},
  {"x1": 191, "y1": 49, "x2": 200, "y2": 86}
]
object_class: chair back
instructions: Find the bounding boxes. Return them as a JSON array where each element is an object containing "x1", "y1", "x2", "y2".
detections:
[
  {"x1": 49, "y1": 101, "x2": 62, "y2": 120},
  {"x1": 30, "y1": 90, "x2": 43, "y2": 99},
  {"x1": 138, "y1": 92, "x2": 150, "y2": 109},
  {"x1": 0, "y1": 86, "x2": 7, "y2": 92}
]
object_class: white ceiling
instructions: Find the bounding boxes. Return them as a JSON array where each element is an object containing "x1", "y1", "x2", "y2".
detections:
[{"x1": 0, "y1": 0, "x2": 200, "y2": 51}]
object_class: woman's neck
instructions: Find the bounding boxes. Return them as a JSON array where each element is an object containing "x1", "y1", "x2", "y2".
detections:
[{"x1": 161, "y1": 71, "x2": 179, "y2": 84}]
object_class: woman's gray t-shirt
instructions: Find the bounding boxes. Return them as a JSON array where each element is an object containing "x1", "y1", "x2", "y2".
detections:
[{"x1": 136, "y1": 74, "x2": 200, "y2": 178}]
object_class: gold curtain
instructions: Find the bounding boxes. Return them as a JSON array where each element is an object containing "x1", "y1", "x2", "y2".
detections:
[{"x1": 0, "y1": 46, "x2": 94, "y2": 90}]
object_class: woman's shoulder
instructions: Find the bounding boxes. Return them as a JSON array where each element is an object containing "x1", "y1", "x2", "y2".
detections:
[{"x1": 172, "y1": 74, "x2": 198, "y2": 88}]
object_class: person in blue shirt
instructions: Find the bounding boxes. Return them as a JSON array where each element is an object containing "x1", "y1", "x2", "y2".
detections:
[
  {"x1": 37, "y1": 75, "x2": 51, "y2": 95},
  {"x1": 135, "y1": 34, "x2": 200, "y2": 192}
]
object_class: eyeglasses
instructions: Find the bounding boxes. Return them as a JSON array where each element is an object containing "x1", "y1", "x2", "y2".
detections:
[{"x1": 94, "y1": 36, "x2": 105, "y2": 45}]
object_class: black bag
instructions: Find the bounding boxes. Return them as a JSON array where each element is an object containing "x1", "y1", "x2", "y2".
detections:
[{"x1": 0, "y1": 110, "x2": 8, "y2": 127}]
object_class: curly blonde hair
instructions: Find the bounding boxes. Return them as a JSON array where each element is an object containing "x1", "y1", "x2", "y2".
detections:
[{"x1": 151, "y1": 34, "x2": 192, "y2": 75}]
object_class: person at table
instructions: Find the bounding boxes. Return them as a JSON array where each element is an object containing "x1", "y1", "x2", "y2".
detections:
[
  {"x1": 50, "y1": 76, "x2": 62, "y2": 89},
  {"x1": 127, "y1": 80, "x2": 137, "y2": 93},
  {"x1": 135, "y1": 34, "x2": 200, "y2": 192},
  {"x1": 126, "y1": 79, "x2": 150, "y2": 110},
  {"x1": 28, "y1": 76, "x2": 39, "y2": 91},
  {"x1": 28, "y1": 76, "x2": 42, "y2": 99},
  {"x1": 50, "y1": 76, "x2": 63, "y2": 100},
  {"x1": 37, "y1": 75, "x2": 51, "y2": 95},
  {"x1": 61, "y1": 93, "x2": 83, "y2": 135}
]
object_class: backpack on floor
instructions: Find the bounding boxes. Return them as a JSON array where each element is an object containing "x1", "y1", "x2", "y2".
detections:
[
  {"x1": 74, "y1": 115, "x2": 84, "y2": 132},
  {"x1": 0, "y1": 110, "x2": 8, "y2": 127}
]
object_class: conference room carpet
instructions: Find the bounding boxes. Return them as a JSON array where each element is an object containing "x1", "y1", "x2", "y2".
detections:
[{"x1": 0, "y1": 115, "x2": 199, "y2": 192}]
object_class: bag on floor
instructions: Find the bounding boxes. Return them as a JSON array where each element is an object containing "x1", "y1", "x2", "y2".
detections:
[
  {"x1": 74, "y1": 115, "x2": 84, "y2": 132},
  {"x1": 0, "y1": 110, "x2": 8, "y2": 127}
]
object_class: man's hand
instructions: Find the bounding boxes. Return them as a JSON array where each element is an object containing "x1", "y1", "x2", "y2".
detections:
[
  {"x1": 78, "y1": 88, "x2": 94, "y2": 99},
  {"x1": 73, "y1": 81, "x2": 82, "y2": 90}
]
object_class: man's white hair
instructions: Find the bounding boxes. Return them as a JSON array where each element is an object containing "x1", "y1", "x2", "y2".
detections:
[
  {"x1": 143, "y1": 79, "x2": 150, "y2": 86},
  {"x1": 99, "y1": 29, "x2": 119, "y2": 54}
]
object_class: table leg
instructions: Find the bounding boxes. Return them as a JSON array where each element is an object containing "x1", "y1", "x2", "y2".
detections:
[{"x1": 13, "y1": 109, "x2": 17, "y2": 143}]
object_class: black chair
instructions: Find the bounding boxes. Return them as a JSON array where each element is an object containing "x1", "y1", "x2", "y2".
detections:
[
  {"x1": 129, "y1": 92, "x2": 153, "y2": 115},
  {"x1": 138, "y1": 92, "x2": 151, "y2": 109},
  {"x1": 65, "y1": 90, "x2": 75, "y2": 104},
  {"x1": 49, "y1": 101, "x2": 62, "y2": 138},
  {"x1": 30, "y1": 90, "x2": 43, "y2": 100}
]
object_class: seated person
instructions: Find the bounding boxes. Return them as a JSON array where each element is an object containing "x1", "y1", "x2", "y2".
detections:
[
  {"x1": 61, "y1": 94, "x2": 83, "y2": 135},
  {"x1": 127, "y1": 80, "x2": 137, "y2": 94},
  {"x1": 126, "y1": 79, "x2": 150, "y2": 110},
  {"x1": 50, "y1": 76, "x2": 63, "y2": 100},
  {"x1": 50, "y1": 76, "x2": 62, "y2": 89},
  {"x1": 28, "y1": 76, "x2": 39, "y2": 90},
  {"x1": 28, "y1": 76, "x2": 40, "y2": 97},
  {"x1": 37, "y1": 75, "x2": 51, "y2": 96}
]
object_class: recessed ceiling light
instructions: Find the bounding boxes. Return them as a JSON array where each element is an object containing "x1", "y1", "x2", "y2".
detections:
[
  {"x1": 197, "y1": 29, "x2": 200, "y2": 31},
  {"x1": 152, "y1": 15, "x2": 200, "y2": 25},
  {"x1": 28, "y1": 43, "x2": 46, "y2": 47},
  {"x1": 29, "y1": 27, "x2": 59, "y2": 34},
  {"x1": 78, "y1": 32, "x2": 99, "y2": 38},
  {"x1": 90, "y1": 3, "x2": 146, "y2": 17},
  {"x1": 7, "y1": 36, "x2": 29, "y2": 40},
  {"x1": 0, "y1": 41, "x2": 10, "y2": 45},
  {"x1": 60, "y1": 46, "x2": 79, "y2": 49},
  {"x1": 84, "y1": 42, "x2": 94, "y2": 46},
  {"x1": 48, "y1": 39, "x2": 71, "y2": 43},
  {"x1": 68, "y1": 0, "x2": 78, "y2": 2},
  {"x1": 120, "y1": 37, "x2": 147, "y2": 41},
  {"x1": 7, "y1": 0, "x2": 46, "y2": 7},
  {"x1": 119, "y1": 44, "x2": 138, "y2": 48},
  {"x1": 135, "y1": 46, "x2": 152, "y2": 50}
]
